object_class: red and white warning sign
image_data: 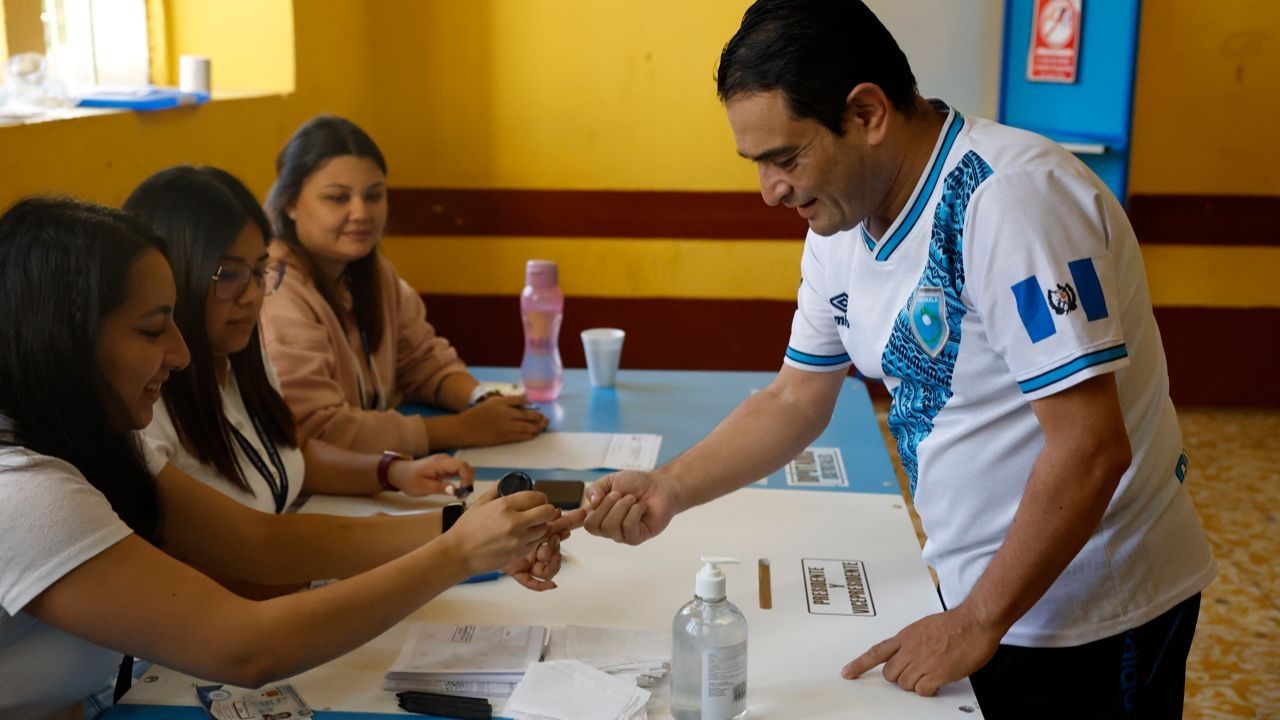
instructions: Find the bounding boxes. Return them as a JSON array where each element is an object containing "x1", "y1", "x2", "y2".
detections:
[{"x1": 1027, "y1": 0, "x2": 1082, "y2": 83}]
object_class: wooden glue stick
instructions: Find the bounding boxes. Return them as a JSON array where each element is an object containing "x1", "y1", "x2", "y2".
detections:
[{"x1": 758, "y1": 558, "x2": 773, "y2": 610}]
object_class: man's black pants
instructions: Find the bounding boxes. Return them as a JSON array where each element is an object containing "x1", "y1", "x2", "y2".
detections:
[{"x1": 969, "y1": 593, "x2": 1202, "y2": 720}]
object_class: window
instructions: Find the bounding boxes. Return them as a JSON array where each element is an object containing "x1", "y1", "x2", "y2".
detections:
[{"x1": 41, "y1": 0, "x2": 149, "y2": 86}]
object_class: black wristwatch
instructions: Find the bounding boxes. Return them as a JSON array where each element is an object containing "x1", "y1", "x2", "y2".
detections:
[{"x1": 441, "y1": 501, "x2": 466, "y2": 532}]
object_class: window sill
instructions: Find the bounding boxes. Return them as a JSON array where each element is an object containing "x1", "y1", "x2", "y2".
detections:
[{"x1": 0, "y1": 89, "x2": 289, "y2": 128}]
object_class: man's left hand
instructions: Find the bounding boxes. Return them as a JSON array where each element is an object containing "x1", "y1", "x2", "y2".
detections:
[{"x1": 841, "y1": 604, "x2": 1002, "y2": 696}]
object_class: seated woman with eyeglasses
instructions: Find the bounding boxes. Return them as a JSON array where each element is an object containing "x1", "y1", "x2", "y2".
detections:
[
  {"x1": 0, "y1": 197, "x2": 572, "y2": 720},
  {"x1": 125, "y1": 165, "x2": 481, "y2": 515},
  {"x1": 261, "y1": 115, "x2": 549, "y2": 456}
]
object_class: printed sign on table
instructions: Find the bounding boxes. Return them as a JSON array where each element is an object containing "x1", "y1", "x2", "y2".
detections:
[
  {"x1": 802, "y1": 558, "x2": 876, "y2": 617},
  {"x1": 785, "y1": 447, "x2": 848, "y2": 488},
  {"x1": 1028, "y1": 0, "x2": 1082, "y2": 83}
]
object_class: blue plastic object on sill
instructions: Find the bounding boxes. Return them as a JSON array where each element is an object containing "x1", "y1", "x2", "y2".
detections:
[{"x1": 77, "y1": 88, "x2": 210, "y2": 111}]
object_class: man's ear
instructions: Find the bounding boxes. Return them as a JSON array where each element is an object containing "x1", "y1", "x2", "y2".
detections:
[{"x1": 843, "y1": 82, "x2": 892, "y2": 146}]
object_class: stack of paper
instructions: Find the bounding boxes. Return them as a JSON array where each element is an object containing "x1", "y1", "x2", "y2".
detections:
[
  {"x1": 384, "y1": 624, "x2": 548, "y2": 698},
  {"x1": 549, "y1": 625, "x2": 670, "y2": 687},
  {"x1": 505, "y1": 660, "x2": 652, "y2": 720}
]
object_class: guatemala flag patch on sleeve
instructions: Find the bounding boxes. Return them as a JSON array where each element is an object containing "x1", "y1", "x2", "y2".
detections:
[{"x1": 1011, "y1": 274, "x2": 1055, "y2": 343}]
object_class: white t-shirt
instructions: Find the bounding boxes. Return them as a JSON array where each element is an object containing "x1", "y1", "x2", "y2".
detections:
[
  {"x1": 0, "y1": 437, "x2": 166, "y2": 720},
  {"x1": 144, "y1": 355, "x2": 305, "y2": 514},
  {"x1": 785, "y1": 102, "x2": 1215, "y2": 647}
]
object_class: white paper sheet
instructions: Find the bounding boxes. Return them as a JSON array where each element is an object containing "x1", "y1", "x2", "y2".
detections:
[
  {"x1": 561, "y1": 625, "x2": 670, "y2": 668},
  {"x1": 506, "y1": 660, "x2": 650, "y2": 720},
  {"x1": 454, "y1": 433, "x2": 661, "y2": 471},
  {"x1": 555, "y1": 625, "x2": 670, "y2": 687},
  {"x1": 601, "y1": 434, "x2": 662, "y2": 471}
]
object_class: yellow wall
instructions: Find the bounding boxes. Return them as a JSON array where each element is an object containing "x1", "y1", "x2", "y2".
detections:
[
  {"x1": 361, "y1": 1, "x2": 754, "y2": 191},
  {"x1": 357, "y1": 0, "x2": 769, "y2": 301},
  {"x1": 0, "y1": 1, "x2": 8, "y2": 65},
  {"x1": 1130, "y1": 0, "x2": 1280, "y2": 195},
  {"x1": 384, "y1": 236, "x2": 805, "y2": 302},
  {"x1": 1, "y1": 0, "x2": 42, "y2": 60},
  {"x1": 162, "y1": 0, "x2": 295, "y2": 93}
]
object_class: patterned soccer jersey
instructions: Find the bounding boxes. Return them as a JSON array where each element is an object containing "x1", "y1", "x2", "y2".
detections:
[{"x1": 785, "y1": 102, "x2": 1215, "y2": 646}]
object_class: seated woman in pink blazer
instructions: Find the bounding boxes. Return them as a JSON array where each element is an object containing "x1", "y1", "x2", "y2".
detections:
[{"x1": 261, "y1": 116, "x2": 547, "y2": 456}]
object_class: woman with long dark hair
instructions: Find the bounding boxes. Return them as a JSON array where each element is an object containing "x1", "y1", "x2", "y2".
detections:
[
  {"x1": 0, "y1": 197, "x2": 568, "y2": 720},
  {"x1": 126, "y1": 165, "x2": 477, "y2": 513},
  {"x1": 261, "y1": 115, "x2": 547, "y2": 456}
]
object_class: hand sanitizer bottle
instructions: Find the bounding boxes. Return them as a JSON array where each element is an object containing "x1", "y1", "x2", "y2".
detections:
[{"x1": 671, "y1": 557, "x2": 748, "y2": 720}]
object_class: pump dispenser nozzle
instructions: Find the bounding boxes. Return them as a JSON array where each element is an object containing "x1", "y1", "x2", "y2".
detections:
[{"x1": 695, "y1": 556, "x2": 740, "y2": 600}]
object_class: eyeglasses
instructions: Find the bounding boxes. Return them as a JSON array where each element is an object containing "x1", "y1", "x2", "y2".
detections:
[{"x1": 211, "y1": 261, "x2": 286, "y2": 300}]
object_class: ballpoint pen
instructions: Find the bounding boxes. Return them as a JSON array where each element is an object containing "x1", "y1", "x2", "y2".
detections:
[{"x1": 397, "y1": 691, "x2": 492, "y2": 720}]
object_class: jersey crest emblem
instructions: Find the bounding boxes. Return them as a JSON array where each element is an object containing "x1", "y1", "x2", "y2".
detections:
[
  {"x1": 909, "y1": 286, "x2": 949, "y2": 357},
  {"x1": 1047, "y1": 283, "x2": 1078, "y2": 315}
]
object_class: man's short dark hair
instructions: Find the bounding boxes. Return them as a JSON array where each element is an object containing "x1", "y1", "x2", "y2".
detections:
[{"x1": 717, "y1": 0, "x2": 919, "y2": 135}]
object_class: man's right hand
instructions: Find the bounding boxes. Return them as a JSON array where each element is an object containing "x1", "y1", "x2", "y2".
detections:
[{"x1": 582, "y1": 471, "x2": 682, "y2": 545}]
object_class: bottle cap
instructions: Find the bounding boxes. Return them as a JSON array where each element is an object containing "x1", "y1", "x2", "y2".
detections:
[
  {"x1": 525, "y1": 259, "x2": 559, "y2": 288},
  {"x1": 695, "y1": 556, "x2": 739, "y2": 600}
]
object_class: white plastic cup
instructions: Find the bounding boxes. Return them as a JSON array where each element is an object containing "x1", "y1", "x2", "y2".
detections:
[
  {"x1": 179, "y1": 55, "x2": 211, "y2": 94},
  {"x1": 581, "y1": 328, "x2": 625, "y2": 387}
]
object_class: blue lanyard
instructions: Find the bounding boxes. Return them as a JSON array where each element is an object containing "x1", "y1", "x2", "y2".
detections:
[{"x1": 229, "y1": 413, "x2": 290, "y2": 513}]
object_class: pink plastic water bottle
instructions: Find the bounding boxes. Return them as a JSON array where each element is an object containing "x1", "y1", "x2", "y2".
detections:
[{"x1": 520, "y1": 259, "x2": 564, "y2": 402}]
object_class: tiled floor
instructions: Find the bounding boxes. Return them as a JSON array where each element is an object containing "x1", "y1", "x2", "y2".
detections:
[{"x1": 873, "y1": 402, "x2": 1280, "y2": 719}]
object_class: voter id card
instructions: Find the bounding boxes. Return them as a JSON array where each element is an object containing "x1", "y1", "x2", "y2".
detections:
[{"x1": 197, "y1": 683, "x2": 313, "y2": 720}]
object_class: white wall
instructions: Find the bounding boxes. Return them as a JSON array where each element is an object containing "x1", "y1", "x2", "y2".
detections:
[{"x1": 867, "y1": 0, "x2": 1005, "y2": 118}]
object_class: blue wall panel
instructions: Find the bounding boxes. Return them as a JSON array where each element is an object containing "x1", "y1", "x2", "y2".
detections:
[{"x1": 1000, "y1": 0, "x2": 1142, "y2": 201}]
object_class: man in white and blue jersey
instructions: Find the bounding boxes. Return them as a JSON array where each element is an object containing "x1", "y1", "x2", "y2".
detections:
[{"x1": 580, "y1": 1, "x2": 1215, "y2": 717}]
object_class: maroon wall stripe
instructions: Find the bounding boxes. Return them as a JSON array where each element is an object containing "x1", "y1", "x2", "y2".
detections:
[
  {"x1": 386, "y1": 188, "x2": 807, "y2": 239},
  {"x1": 1154, "y1": 306, "x2": 1280, "y2": 407},
  {"x1": 423, "y1": 295, "x2": 799, "y2": 373},
  {"x1": 1128, "y1": 194, "x2": 1279, "y2": 246},
  {"x1": 389, "y1": 188, "x2": 1277, "y2": 246},
  {"x1": 422, "y1": 294, "x2": 1277, "y2": 407}
]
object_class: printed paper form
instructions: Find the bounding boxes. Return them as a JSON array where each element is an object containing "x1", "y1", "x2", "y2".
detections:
[
  {"x1": 388, "y1": 624, "x2": 547, "y2": 675},
  {"x1": 454, "y1": 432, "x2": 661, "y2": 471}
]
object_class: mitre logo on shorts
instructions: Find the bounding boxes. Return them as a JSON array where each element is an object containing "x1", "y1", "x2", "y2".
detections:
[
  {"x1": 830, "y1": 292, "x2": 850, "y2": 328},
  {"x1": 909, "y1": 286, "x2": 949, "y2": 357}
]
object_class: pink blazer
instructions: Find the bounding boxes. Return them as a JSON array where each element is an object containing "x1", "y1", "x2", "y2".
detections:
[{"x1": 260, "y1": 242, "x2": 467, "y2": 455}]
